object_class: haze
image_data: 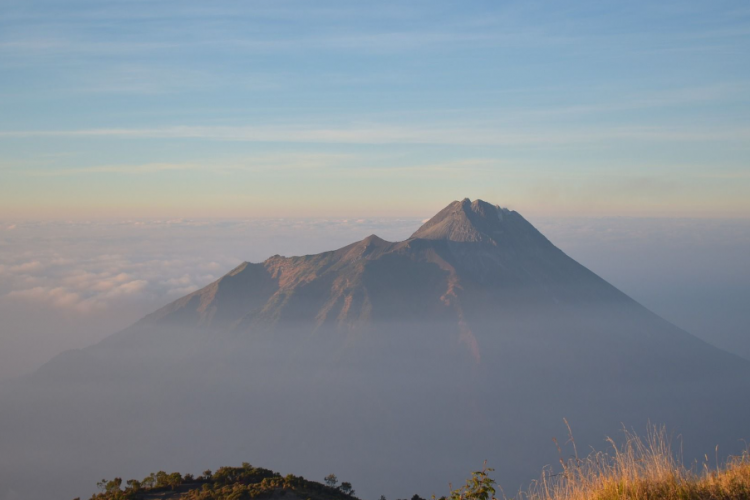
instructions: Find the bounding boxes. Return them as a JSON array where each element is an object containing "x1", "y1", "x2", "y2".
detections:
[
  {"x1": 3, "y1": 200, "x2": 750, "y2": 500},
  {"x1": 2, "y1": 216, "x2": 749, "y2": 382}
]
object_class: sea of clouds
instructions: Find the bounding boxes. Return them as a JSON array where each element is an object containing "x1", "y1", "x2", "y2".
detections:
[
  {"x1": 0, "y1": 217, "x2": 420, "y2": 380},
  {"x1": 1, "y1": 216, "x2": 749, "y2": 381}
]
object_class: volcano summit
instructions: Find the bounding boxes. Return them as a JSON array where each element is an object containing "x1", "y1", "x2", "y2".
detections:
[{"x1": 1, "y1": 199, "x2": 749, "y2": 500}]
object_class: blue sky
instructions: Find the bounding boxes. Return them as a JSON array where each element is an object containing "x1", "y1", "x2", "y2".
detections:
[{"x1": 1, "y1": 0, "x2": 749, "y2": 218}]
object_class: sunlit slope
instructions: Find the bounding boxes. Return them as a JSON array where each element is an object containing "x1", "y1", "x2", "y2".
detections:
[{"x1": 128, "y1": 199, "x2": 625, "y2": 334}]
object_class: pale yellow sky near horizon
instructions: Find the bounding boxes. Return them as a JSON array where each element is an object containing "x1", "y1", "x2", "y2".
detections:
[{"x1": 3, "y1": 164, "x2": 749, "y2": 220}]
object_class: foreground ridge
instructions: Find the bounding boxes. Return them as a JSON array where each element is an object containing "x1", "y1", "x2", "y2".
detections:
[
  {"x1": 456, "y1": 428, "x2": 750, "y2": 500},
  {"x1": 84, "y1": 429, "x2": 750, "y2": 500},
  {"x1": 85, "y1": 463, "x2": 360, "y2": 500}
]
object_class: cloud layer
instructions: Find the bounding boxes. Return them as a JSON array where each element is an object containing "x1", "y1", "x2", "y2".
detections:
[
  {"x1": 1, "y1": 215, "x2": 749, "y2": 382},
  {"x1": 0, "y1": 217, "x2": 421, "y2": 380}
]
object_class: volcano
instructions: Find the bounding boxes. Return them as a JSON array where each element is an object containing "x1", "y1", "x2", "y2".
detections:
[
  {"x1": 2, "y1": 199, "x2": 749, "y2": 500},
  {"x1": 135, "y1": 199, "x2": 627, "y2": 342}
]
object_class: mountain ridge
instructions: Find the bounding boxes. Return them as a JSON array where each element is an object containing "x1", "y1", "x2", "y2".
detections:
[{"x1": 133, "y1": 198, "x2": 624, "y2": 339}]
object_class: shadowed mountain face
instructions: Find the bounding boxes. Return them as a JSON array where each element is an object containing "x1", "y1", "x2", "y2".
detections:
[{"x1": 2, "y1": 199, "x2": 750, "y2": 500}]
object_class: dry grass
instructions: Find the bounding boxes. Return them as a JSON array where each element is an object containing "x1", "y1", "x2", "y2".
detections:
[{"x1": 516, "y1": 426, "x2": 750, "y2": 500}]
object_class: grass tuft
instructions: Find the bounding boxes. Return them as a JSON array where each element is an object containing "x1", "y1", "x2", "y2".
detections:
[{"x1": 514, "y1": 426, "x2": 750, "y2": 500}]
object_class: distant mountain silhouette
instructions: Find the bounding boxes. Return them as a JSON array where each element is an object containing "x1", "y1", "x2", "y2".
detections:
[
  {"x1": 2, "y1": 199, "x2": 749, "y2": 500},
  {"x1": 134, "y1": 199, "x2": 625, "y2": 344}
]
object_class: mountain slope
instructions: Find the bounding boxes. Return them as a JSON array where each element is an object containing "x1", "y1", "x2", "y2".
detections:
[
  {"x1": 1, "y1": 199, "x2": 749, "y2": 500},
  {"x1": 131, "y1": 199, "x2": 626, "y2": 336}
]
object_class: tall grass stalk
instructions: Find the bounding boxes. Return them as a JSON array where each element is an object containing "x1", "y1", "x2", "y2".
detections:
[{"x1": 515, "y1": 426, "x2": 750, "y2": 500}]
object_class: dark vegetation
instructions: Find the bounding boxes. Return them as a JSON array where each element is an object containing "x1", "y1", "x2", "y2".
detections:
[
  {"x1": 82, "y1": 463, "x2": 360, "y2": 500},
  {"x1": 80, "y1": 429, "x2": 750, "y2": 500}
]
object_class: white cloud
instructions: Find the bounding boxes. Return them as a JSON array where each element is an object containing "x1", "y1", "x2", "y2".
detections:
[
  {"x1": 2, "y1": 124, "x2": 749, "y2": 146},
  {"x1": 34, "y1": 163, "x2": 198, "y2": 176},
  {"x1": 23, "y1": 153, "x2": 357, "y2": 177},
  {"x1": 6, "y1": 286, "x2": 102, "y2": 314},
  {"x1": 165, "y1": 274, "x2": 193, "y2": 287},
  {"x1": 9, "y1": 261, "x2": 44, "y2": 273},
  {"x1": 103, "y1": 279, "x2": 149, "y2": 298},
  {"x1": 0, "y1": 218, "x2": 421, "y2": 322}
]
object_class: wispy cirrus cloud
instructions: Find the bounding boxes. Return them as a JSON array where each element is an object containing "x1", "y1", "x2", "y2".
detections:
[
  {"x1": 27, "y1": 162, "x2": 200, "y2": 176},
  {"x1": 2, "y1": 124, "x2": 750, "y2": 145},
  {"x1": 21, "y1": 153, "x2": 357, "y2": 177},
  {"x1": 0, "y1": 29, "x2": 566, "y2": 58}
]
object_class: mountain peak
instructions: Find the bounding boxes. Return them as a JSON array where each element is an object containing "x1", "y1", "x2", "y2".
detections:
[{"x1": 410, "y1": 198, "x2": 512, "y2": 243}]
